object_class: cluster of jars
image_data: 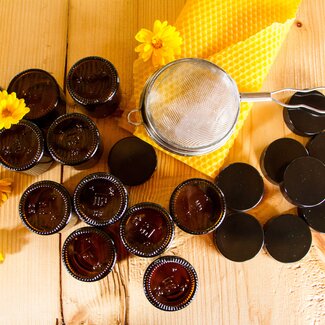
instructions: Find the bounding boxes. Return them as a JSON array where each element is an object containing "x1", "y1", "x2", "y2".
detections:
[
  {"x1": 0, "y1": 56, "x2": 120, "y2": 176},
  {"x1": 1, "y1": 57, "x2": 324, "y2": 312},
  {"x1": 0, "y1": 57, "x2": 202, "y2": 311}
]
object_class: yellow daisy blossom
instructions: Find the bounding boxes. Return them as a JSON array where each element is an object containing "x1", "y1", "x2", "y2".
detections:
[
  {"x1": 0, "y1": 178, "x2": 12, "y2": 207},
  {"x1": 135, "y1": 20, "x2": 183, "y2": 68},
  {"x1": 0, "y1": 90, "x2": 30, "y2": 129}
]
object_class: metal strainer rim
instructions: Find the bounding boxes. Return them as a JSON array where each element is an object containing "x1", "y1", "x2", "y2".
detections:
[{"x1": 139, "y1": 58, "x2": 240, "y2": 156}]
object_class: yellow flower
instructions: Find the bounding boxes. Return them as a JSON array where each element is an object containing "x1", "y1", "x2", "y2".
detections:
[
  {"x1": 0, "y1": 178, "x2": 12, "y2": 207},
  {"x1": 0, "y1": 90, "x2": 30, "y2": 129},
  {"x1": 135, "y1": 20, "x2": 183, "y2": 68},
  {"x1": 0, "y1": 252, "x2": 4, "y2": 263}
]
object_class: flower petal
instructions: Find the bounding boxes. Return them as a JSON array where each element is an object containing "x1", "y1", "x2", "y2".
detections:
[{"x1": 135, "y1": 29, "x2": 153, "y2": 43}]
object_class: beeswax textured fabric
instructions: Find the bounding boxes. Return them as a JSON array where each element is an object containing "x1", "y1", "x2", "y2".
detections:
[{"x1": 126, "y1": 0, "x2": 302, "y2": 178}]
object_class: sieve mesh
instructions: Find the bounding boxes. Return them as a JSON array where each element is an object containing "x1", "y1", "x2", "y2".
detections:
[{"x1": 142, "y1": 59, "x2": 240, "y2": 155}]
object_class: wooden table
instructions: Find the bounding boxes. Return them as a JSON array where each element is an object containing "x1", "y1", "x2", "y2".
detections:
[{"x1": 0, "y1": 1, "x2": 324, "y2": 324}]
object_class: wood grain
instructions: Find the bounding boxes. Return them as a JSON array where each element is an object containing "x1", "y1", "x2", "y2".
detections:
[
  {"x1": 0, "y1": 0, "x2": 324, "y2": 324},
  {"x1": 0, "y1": 1, "x2": 68, "y2": 324}
]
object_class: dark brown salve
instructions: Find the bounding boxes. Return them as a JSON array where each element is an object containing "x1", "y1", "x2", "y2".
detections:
[
  {"x1": 170, "y1": 178, "x2": 226, "y2": 234},
  {"x1": 47, "y1": 113, "x2": 102, "y2": 169},
  {"x1": 19, "y1": 180, "x2": 72, "y2": 235},
  {"x1": 120, "y1": 203, "x2": 174, "y2": 257},
  {"x1": 73, "y1": 172, "x2": 128, "y2": 226},
  {"x1": 0, "y1": 120, "x2": 52, "y2": 175},
  {"x1": 62, "y1": 227, "x2": 116, "y2": 282},
  {"x1": 8, "y1": 69, "x2": 66, "y2": 126},
  {"x1": 67, "y1": 56, "x2": 120, "y2": 118},
  {"x1": 143, "y1": 256, "x2": 198, "y2": 311}
]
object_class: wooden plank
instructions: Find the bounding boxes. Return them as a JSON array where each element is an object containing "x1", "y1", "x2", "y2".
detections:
[
  {"x1": 61, "y1": 1, "x2": 187, "y2": 324},
  {"x1": 0, "y1": 1, "x2": 68, "y2": 324}
]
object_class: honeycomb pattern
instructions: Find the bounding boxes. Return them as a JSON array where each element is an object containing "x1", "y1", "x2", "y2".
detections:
[
  {"x1": 175, "y1": 0, "x2": 301, "y2": 58},
  {"x1": 122, "y1": 0, "x2": 301, "y2": 178}
]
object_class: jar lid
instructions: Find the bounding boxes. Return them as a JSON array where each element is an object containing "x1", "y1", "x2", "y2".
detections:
[
  {"x1": 260, "y1": 137, "x2": 308, "y2": 184},
  {"x1": 8, "y1": 69, "x2": 60, "y2": 120},
  {"x1": 298, "y1": 202, "x2": 325, "y2": 233},
  {"x1": 67, "y1": 56, "x2": 119, "y2": 106},
  {"x1": 264, "y1": 214, "x2": 312, "y2": 263},
  {"x1": 119, "y1": 202, "x2": 174, "y2": 257},
  {"x1": 62, "y1": 226, "x2": 117, "y2": 282},
  {"x1": 0, "y1": 120, "x2": 44, "y2": 171},
  {"x1": 170, "y1": 178, "x2": 226, "y2": 235},
  {"x1": 143, "y1": 255, "x2": 198, "y2": 311},
  {"x1": 73, "y1": 172, "x2": 128, "y2": 226},
  {"x1": 281, "y1": 156, "x2": 325, "y2": 207},
  {"x1": 213, "y1": 212, "x2": 264, "y2": 262},
  {"x1": 283, "y1": 91, "x2": 325, "y2": 136},
  {"x1": 306, "y1": 131, "x2": 325, "y2": 164},
  {"x1": 47, "y1": 113, "x2": 100, "y2": 166},
  {"x1": 19, "y1": 180, "x2": 72, "y2": 235},
  {"x1": 108, "y1": 136, "x2": 157, "y2": 186},
  {"x1": 215, "y1": 162, "x2": 264, "y2": 211}
]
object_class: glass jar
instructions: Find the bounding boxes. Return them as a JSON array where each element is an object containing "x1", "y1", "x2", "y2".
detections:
[
  {"x1": 119, "y1": 202, "x2": 174, "y2": 257},
  {"x1": 19, "y1": 180, "x2": 76, "y2": 235},
  {"x1": 0, "y1": 119, "x2": 53, "y2": 175},
  {"x1": 47, "y1": 113, "x2": 103, "y2": 170},
  {"x1": 170, "y1": 178, "x2": 226, "y2": 234},
  {"x1": 7, "y1": 69, "x2": 66, "y2": 129},
  {"x1": 67, "y1": 56, "x2": 120, "y2": 118},
  {"x1": 62, "y1": 226, "x2": 117, "y2": 282},
  {"x1": 73, "y1": 172, "x2": 128, "y2": 226},
  {"x1": 143, "y1": 255, "x2": 198, "y2": 311}
]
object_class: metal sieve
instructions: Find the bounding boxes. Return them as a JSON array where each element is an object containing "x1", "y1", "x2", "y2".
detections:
[{"x1": 128, "y1": 58, "x2": 325, "y2": 156}]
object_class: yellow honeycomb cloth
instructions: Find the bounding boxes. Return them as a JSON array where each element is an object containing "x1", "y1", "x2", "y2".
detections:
[{"x1": 124, "y1": 0, "x2": 301, "y2": 178}]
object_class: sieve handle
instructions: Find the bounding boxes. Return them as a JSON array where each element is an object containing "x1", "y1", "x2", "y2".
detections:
[
  {"x1": 127, "y1": 109, "x2": 143, "y2": 126},
  {"x1": 240, "y1": 92, "x2": 272, "y2": 102},
  {"x1": 240, "y1": 88, "x2": 325, "y2": 115}
]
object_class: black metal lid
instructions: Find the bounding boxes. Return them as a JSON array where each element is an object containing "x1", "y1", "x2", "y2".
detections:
[
  {"x1": 19, "y1": 180, "x2": 72, "y2": 235},
  {"x1": 0, "y1": 119, "x2": 44, "y2": 171},
  {"x1": 215, "y1": 162, "x2": 264, "y2": 211},
  {"x1": 283, "y1": 91, "x2": 325, "y2": 136},
  {"x1": 281, "y1": 156, "x2": 325, "y2": 207},
  {"x1": 298, "y1": 202, "x2": 325, "y2": 233},
  {"x1": 7, "y1": 69, "x2": 60, "y2": 120},
  {"x1": 47, "y1": 113, "x2": 100, "y2": 166},
  {"x1": 264, "y1": 214, "x2": 312, "y2": 263},
  {"x1": 119, "y1": 202, "x2": 174, "y2": 257},
  {"x1": 260, "y1": 138, "x2": 308, "y2": 184},
  {"x1": 213, "y1": 212, "x2": 264, "y2": 262},
  {"x1": 170, "y1": 178, "x2": 226, "y2": 235},
  {"x1": 108, "y1": 136, "x2": 157, "y2": 186},
  {"x1": 143, "y1": 255, "x2": 198, "y2": 311},
  {"x1": 62, "y1": 226, "x2": 117, "y2": 282},
  {"x1": 67, "y1": 56, "x2": 119, "y2": 106},
  {"x1": 306, "y1": 131, "x2": 325, "y2": 164},
  {"x1": 73, "y1": 172, "x2": 128, "y2": 226}
]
